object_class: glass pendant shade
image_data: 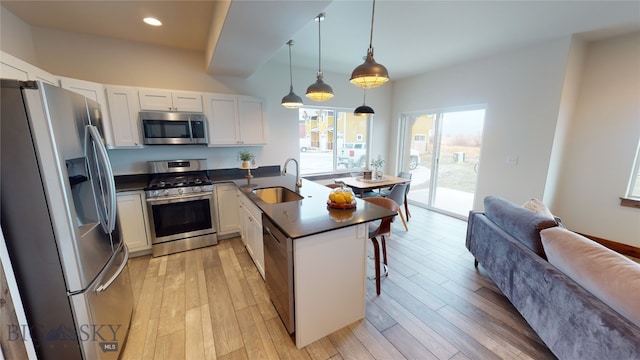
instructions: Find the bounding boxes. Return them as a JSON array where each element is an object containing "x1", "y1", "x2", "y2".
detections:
[
  {"x1": 281, "y1": 40, "x2": 303, "y2": 109},
  {"x1": 306, "y1": 13, "x2": 334, "y2": 102},
  {"x1": 306, "y1": 73, "x2": 334, "y2": 101},
  {"x1": 350, "y1": 49, "x2": 389, "y2": 89}
]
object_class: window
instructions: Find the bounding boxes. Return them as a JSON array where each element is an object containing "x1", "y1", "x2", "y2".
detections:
[
  {"x1": 298, "y1": 106, "x2": 371, "y2": 175},
  {"x1": 627, "y1": 142, "x2": 640, "y2": 199}
]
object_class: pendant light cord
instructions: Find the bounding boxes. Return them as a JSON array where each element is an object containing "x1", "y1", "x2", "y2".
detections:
[
  {"x1": 317, "y1": 13, "x2": 323, "y2": 74},
  {"x1": 369, "y1": 0, "x2": 376, "y2": 50},
  {"x1": 287, "y1": 40, "x2": 294, "y2": 88}
]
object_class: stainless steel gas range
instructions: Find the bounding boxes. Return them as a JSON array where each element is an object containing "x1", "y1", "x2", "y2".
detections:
[{"x1": 145, "y1": 159, "x2": 218, "y2": 257}]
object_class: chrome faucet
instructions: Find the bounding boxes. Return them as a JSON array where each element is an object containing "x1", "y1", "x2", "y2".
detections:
[{"x1": 282, "y1": 158, "x2": 302, "y2": 188}]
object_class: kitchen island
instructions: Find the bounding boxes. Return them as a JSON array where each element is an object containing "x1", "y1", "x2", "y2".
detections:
[{"x1": 232, "y1": 175, "x2": 396, "y2": 348}]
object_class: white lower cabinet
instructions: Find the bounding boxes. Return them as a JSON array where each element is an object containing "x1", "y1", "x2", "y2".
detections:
[
  {"x1": 238, "y1": 191, "x2": 264, "y2": 279},
  {"x1": 214, "y1": 184, "x2": 240, "y2": 236},
  {"x1": 116, "y1": 191, "x2": 152, "y2": 256}
]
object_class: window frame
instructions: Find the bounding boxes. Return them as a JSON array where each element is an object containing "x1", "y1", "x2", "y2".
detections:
[
  {"x1": 623, "y1": 140, "x2": 640, "y2": 202},
  {"x1": 298, "y1": 106, "x2": 372, "y2": 176}
]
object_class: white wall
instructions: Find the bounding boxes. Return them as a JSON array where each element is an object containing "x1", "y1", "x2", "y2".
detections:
[
  {"x1": 0, "y1": 6, "x2": 37, "y2": 65},
  {"x1": 391, "y1": 38, "x2": 572, "y2": 207},
  {"x1": 553, "y1": 32, "x2": 640, "y2": 246}
]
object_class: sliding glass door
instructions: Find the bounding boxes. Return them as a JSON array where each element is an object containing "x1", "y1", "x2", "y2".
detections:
[{"x1": 399, "y1": 107, "x2": 485, "y2": 218}]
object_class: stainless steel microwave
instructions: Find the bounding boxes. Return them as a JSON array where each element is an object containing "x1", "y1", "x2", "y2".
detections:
[{"x1": 140, "y1": 111, "x2": 208, "y2": 145}]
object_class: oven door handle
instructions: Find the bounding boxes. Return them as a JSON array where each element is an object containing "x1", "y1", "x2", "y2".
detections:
[{"x1": 146, "y1": 192, "x2": 212, "y2": 205}]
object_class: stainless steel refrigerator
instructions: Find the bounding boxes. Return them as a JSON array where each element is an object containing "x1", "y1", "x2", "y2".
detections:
[{"x1": 0, "y1": 79, "x2": 133, "y2": 360}]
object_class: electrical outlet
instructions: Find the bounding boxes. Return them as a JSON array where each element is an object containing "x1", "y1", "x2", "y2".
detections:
[{"x1": 506, "y1": 155, "x2": 518, "y2": 166}]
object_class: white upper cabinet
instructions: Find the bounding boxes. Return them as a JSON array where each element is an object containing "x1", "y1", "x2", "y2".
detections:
[
  {"x1": 138, "y1": 88, "x2": 203, "y2": 112},
  {"x1": 238, "y1": 96, "x2": 267, "y2": 145},
  {"x1": 204, "y1": 94, "x2": 239, "y2": 145},
  {"x1": 1, "y1": 51, "x2": 58, "y2": 85},
  {"x1": 105, "y1": 85, "x2": 143, "y2": 148},
  {"x1": 204, "y1": 94, "x2": 267, "y2": 146},
  {"x1": 59, "y1": 77, "x2": 114, "y2": 145}
]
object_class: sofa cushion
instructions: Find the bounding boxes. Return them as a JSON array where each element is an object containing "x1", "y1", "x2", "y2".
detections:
[
  {"x1": 484, "y1": 196, "x2": 557, "y2": 258},
  {"x1": 541, "y1": 227, "x2": 640, "y2": 329}
]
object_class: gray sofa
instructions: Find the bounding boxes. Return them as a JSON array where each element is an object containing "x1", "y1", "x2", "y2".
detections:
[{"x1": 465, "y1": 196, "x2": 640, "y2": 360}]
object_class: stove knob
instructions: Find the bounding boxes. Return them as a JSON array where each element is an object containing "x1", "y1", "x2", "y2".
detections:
[
  {"x1": 178, "y1": 188, "x2": 184, "y2": 195},
  {"x1": 192, "y1": 186, "x2": 201, "y2": 192},
  {"x1": 152, "y1": 190, "x2": 160, "y2": 197},
  {"x1": 163, "y1": 189, "x2": 170, "y2": 196}
]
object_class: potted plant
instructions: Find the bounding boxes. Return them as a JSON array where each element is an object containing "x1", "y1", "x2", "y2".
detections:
[
  {"x1": 370, "y1": 155, "x2": 384, "y2": 179},
  {"x1": 239, "y1": 150, "x2": 254, "y2": 168}
]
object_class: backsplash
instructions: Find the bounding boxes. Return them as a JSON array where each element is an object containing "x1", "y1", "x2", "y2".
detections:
[{"x1": 107, "y1": 146, "x2": 267, "y2": 175}]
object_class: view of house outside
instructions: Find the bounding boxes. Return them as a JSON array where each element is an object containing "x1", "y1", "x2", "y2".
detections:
[{"x1": 298, "y1": 107, "x2": 369, "y2": 175}]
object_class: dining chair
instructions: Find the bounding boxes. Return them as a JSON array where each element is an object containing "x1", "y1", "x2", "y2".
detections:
[
  {"x1": 383, "y1": 183, "x2": 409, "y2": 231},
  {"x1": 363, "y1": 197, "x2": 399, "y2": 295},
  {"x1": 381, "y1": 171, "x2": 412, "y2": 221}
]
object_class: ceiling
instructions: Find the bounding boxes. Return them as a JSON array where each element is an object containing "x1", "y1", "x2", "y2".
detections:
[{"x1": 2, "y1": 1, "x2": 639, "y2": 80}]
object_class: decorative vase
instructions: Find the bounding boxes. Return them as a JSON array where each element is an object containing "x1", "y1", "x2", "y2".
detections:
[
  {"x1": 376, "y1": 169, "x2": 383, "y2": 179},
  {"x1": 242, "y1": 160, "x2": 251, "y2": 168}
]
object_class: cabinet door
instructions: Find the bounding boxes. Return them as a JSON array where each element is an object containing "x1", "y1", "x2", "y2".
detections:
[
  {"x1": 172, "y1": 91, "x2": 203, "y2": 112},
  {"x1": 138, "y1": 89, "x2": 174, "y2": 111},
  {"x1": 215, "y1": 184, "x2": 239, "y2": 235},
  {"x1": 204, "y1": 94, "x2": 240, "y2": 145},
  {"x1": 238, "y1": 96, "x2": 267, "y2": 144},
  {"x1": 116, "y1": 192, "x2": 151, "y2": 255},
  {"x1": 60, "y1": 77, "x2": 114, "y2": 146},
  {"x1": 105, "y1": 86, "x2": 143, "y2": 148},
  {"x1": 249, "y1": 213, "x2": 264, "y2": 279},
  {"x1": 1, "y1": 51, "x2": 58, "y2": 85}
]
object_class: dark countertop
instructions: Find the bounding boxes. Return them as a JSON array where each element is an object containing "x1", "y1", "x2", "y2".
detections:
[
  {"x1": 114, "y1": 167, "x2": 396, "y2": 239},
  {"x1": 232, "y1": 175, "x2": 397, "y2": 239}
]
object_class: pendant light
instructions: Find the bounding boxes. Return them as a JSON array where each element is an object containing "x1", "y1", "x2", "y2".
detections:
[
  {"x1": 354, "y1": 89, "x2": 374, "y2": 116},
  {"x1": 281, "y1": 40, "x2": 303, "y2": 109},
  {"x1": 306, "y1": 13, "x2": 334, "y2": 101},
  {"x1": 350, "y1": 0, "x2": 389, "y2": 89}
]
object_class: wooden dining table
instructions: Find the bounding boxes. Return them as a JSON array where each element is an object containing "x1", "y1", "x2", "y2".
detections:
[{"x1": 333, "y1": 174, "x2": 410, "y2": 198}]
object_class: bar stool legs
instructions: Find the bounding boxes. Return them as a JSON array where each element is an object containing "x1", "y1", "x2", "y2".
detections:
[{"x1": 370, "y1": 235, "x2": 389, "y2": 296}]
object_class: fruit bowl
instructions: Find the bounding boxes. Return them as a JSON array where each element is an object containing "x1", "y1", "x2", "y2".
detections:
[
  {"x1": 327, "y1": 187, "x2": 356, "y2": 209},
  {"x1": 327, "y1": 199, "x2": 357, "y2": 209}
]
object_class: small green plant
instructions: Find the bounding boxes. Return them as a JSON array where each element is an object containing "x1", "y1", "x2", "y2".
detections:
[
  {"x1": 239, "y1": 150, "x2": 254, "y2": 162},
  {"x1": 370, "y1": 155, "x2": 384, "y2": 169}
]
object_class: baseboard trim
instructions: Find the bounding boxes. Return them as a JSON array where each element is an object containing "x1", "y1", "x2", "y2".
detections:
[{"x1": 580, "y1": 233, "x2": 640, "y2": 259}]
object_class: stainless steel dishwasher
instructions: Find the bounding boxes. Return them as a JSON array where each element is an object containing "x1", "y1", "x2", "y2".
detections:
[{"x1": 263, "y1": 214, "x2": 295, "y2": 334}]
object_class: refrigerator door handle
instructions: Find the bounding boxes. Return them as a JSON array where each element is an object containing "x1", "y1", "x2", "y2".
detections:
[
  {"x1": 86, "y1": 125, "x2": 117, "y2": 233},
  {"x1": 96, "y1": 244, "x2": 129, "y2": 293}
]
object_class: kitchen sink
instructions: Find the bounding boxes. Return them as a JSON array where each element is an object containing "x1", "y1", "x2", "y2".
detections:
[{"x1": 252, "y1": 187, "x2": 303, "y2": 204}]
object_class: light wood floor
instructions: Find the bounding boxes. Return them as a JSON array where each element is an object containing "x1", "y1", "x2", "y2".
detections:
[{"x1": 121, "y1": 205, "x2": 556, "y2": 360}]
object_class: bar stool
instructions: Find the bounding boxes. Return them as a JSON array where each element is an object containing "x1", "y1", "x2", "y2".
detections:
[{"x1": 363, "y1": 197, "x2": 399, "y2": 295}]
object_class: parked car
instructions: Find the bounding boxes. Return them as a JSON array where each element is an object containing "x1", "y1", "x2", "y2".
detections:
[
  {"x1": 336, "y1": 145, "x2": 420, "y2": 169},
  {"x1": 409, "y1": 149, "x2": 420, "y2": 170},
  {"x1": 299, "y1": 137, "x2": 312, "y2": 152},
  {"x1": 338, "y1": 142, "x2": 367, "y2": 168}
]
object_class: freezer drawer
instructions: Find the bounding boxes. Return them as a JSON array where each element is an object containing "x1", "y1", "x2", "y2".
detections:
[{"x1": 71, "y1": 243, "x2": 133, "y2": 360}]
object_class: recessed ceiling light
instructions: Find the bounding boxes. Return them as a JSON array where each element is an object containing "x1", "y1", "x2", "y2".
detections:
[{"x1": 143, "y1": 17, "x2": 162, "y2": 26}]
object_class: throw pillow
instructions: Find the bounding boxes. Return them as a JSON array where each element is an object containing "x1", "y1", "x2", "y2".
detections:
[
  {"x1": 523, "y1": 198, "x2": 564, "y2": 227},
  {"x1": 541, "y1": 227, "x2": 640, "y2": 328},
  {"x1": 523, "y1": 198, "x2": 554, "y2": 219}
]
